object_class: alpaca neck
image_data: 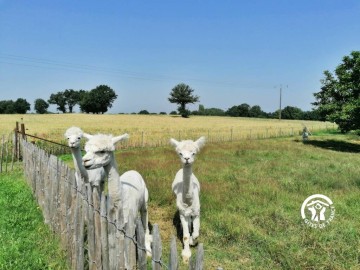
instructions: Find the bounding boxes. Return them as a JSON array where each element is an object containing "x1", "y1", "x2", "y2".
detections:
[
  {"x1": 104, "y1": 152, "x2": 120, "y2": 199},
  {"x1": 182, "y1": 165, "x2": 193, "y2": 205},
  {"x1": 71, "y1": 147, "x2": 88, "y2": 181}
]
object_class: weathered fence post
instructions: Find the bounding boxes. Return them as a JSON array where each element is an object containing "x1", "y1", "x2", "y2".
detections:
[
  {"x1": 136, "y1": 218, "x2": 147, "y2": 270},
  {"x1": 125, "y1": 211, "x2": 136, "y2": 269},
  {"x1": 152, "y1": 224, "x2": 162, "y2": 270},
  {"x1": 100, "y1": 193, "x2": 109, "y2": 270},
  {"x1": 168, "y1": 236, "x2": 178, "y2": 270},
  {"x1": 87, "y1": 184, "x2": 96, "y2": 270}
]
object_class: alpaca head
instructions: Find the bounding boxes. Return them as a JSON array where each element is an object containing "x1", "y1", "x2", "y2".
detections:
[
  {"x1": 64, "y1": 126, "x2": 84, "y2": 148},
  {"x1": 82, "y1": 133, "x2": 129, "y2": 170},
  {"x1": 170, "y1": 137, "x2": 206, "y2": 166}
]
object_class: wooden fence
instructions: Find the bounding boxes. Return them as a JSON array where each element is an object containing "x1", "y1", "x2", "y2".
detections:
[{"x1": 21, "y1": 138, "x2": 206, "y2": 269}]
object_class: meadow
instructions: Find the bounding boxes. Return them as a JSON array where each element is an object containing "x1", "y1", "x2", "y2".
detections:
[
  {"x1": 0, "y1": 167, "x2": 69, "y2": 269},
  {"x1": 3, "y1": 114, "x2": 359, "y2": 269},
  {"x1": 0, "y1": 114, "x2": 333, "y2": 148},
  {"x1": 60, "y1": 129, "x2": 359, "y2": 269}
]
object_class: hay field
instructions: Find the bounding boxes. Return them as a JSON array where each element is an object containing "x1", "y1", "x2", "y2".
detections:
[{"x1": 0, "y1": 114, "x2": 334, "y2": 147}]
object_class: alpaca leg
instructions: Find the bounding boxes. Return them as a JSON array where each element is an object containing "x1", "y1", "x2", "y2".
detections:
[
  {"x1": 190, "y1": 215, "x2": 200, "y2": 246},
  {"x1": 180, "y1": 214, "x2": 191, "y2": 263},
  {"x1": 141, "y1": 204, "x2": 152, "y2": 257}
]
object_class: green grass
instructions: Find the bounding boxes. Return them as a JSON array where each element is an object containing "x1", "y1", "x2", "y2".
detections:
[
  {"x1": 0, "y1": 167, "x2": 69, "y2": 270},
  {"x1": 59, "y1": 132, "x2": 360, "y2": 268},
  {"x1": 112, "y1": 132, "x2": 360, "y2": 269}
]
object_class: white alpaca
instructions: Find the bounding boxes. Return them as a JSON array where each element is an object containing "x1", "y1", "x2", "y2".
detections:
[
  {"x1": 64, "y1": 127, "x2": 105, "y2": 188},
  {"x1": 170, "y1": 136, "x2": 206, "y2": 263},
  {"x1": 82, "y1": 133, "x2": 152, "y2": 256}
]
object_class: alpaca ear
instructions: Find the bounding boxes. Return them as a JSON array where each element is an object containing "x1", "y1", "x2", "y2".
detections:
[
  {"x1": 170, "y1": 138, "x2": 179, "y2": 147},
  {"x1": 112, "y1": 133, "x2": 129, "y2": 144},
  {"x1": 195, "y1": 136, "x2": 206, "y2": 149},
  {"x1": 83, "y1": 133, "x2": 93, "y2": 140}
]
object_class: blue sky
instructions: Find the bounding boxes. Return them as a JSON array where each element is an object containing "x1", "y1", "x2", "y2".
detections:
[{"x1": 1, "y1": 0, "x2": 359, "y2": 114}]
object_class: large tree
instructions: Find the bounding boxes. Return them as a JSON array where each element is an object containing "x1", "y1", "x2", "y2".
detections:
[
  {"x1": 313, "y1": 51, "x2": 360, "y2": 132},
  {"x1": 48, "y1": 92, "x2": 67, "y2": 113},
  {"x1": 34, "y1": 98, "x2": 49, "y2": 114},
  {"x1": 281, "y1": 106, "x2": 304, "y2": 120},
  {"x1": 64, "y1": 89, "x2": 81, "y2": 113},
  {"x1": 168, "y1": 83, "x2": 199, "y2": 118},
  {"x1": 14, "y1": 98, "x2": 30, "y2": 114},
  {"x1": 79, "y1": 85, "x2": 117, "y2": 114}
]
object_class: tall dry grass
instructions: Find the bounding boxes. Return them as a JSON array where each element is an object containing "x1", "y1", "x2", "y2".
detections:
[{"x1": 0, "y1": 114, "x2": 334, "y2": 148}]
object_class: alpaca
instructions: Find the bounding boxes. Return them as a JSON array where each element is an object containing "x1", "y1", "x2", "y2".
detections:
[
  {"x1": 170, "y1": 136, "x2": 206, "y2": 263},
  {"x1": 64, "y1": 127, "x2": 105, "y2": 188},
  {"x1": 82, "y1": 133, "x2": 152, "y2": 256}
]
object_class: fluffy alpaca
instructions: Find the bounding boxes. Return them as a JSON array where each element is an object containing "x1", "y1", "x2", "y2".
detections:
[
  {"x1": 170, "y1": 136, "x2": 206, "y2": 263},
  {"x1": 64, "y1": 127, "x2": 105, "y2": 188},
  {"x1": 82, "y1": 133, "x2": 152, "y2": 256}
]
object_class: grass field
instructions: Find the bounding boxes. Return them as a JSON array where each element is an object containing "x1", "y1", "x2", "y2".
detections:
[
  {"x1": 0, "y1": 167, "x2": 69, "y2": 270},
  {"x1": 3, "y1": 114, "x2": 357, "y2": 269},
  {"x1": 58, "y1": 130, "x2": 359, "y2": 269},
  {"x1": 0, "y1": 114, "x2": 334, "y2": 148}
]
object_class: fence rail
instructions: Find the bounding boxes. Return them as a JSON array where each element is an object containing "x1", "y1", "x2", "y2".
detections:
[{"x1": 21, "y1": 138, "x2": 205, "y2": 269}]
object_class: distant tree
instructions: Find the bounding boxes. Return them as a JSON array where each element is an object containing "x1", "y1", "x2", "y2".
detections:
[
  {"x1": 139, "y1": 110, "x2": 150, "y2": 115},
  {"x1": 14, "y1": 98, "x2": 30, "y2": 114},
  {"x1": 48, "y1": 91, "x2": 67, "y2": 113},
  {"x1": 34, "y1": 98, "x2": 49, "y2": 114},
  {"x1": 159, "y1": 112, "x2": 167, "y2": 115},
  {"x1": 226, "y1": 103, "x2": 250, "y2": 117},
  {"x1": 226, "y1": 105, "x2": 240, "y2": 117},
  {"x1": 79, "y1": 85, "x2": 117, "y2": 114},
  {"x1": 198, "y1": 104, "x2": 205, "y2": 115},
  {"x1": 313, "y1": 51, "x2": 360, "y2": 132},
  {"x1": 170, "y1": 111, "x2": 178, "y2": 115},
  {"x1": 168, "y1": 83, "x2": 199, "y2": 118},
  {"x1": 281, "y1": 106, "x2": 304, "y2": 120},
  {"x1": 238, "y1": 103, "x2": 250, "y2": 117},
  {"x1": 302, "y1": 109, "x2": 323, "y2": 121},
  {"x1": 249, "y1": 105, "x2": 265, "y2": 118},
  {"x1": 64, "y1": 89, "x2": 81, "y2": 113},
  {"x1": 204, "y1": 107, "x2": 225, "y2": 116},
  {"x1": 0, "y1": 100, "x2": 15, "y2": 114}
]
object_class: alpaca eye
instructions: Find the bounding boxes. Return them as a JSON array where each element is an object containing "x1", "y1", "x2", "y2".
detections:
[
  {"x1": 192, "y1": 153, "x2": 195, "y2": 156},
  {"x1": 77, "y1": 137, "x2": 81, "y2": 140},
  {"x1": 179, "y1": 153, "x2": 183, "y2": 156}
]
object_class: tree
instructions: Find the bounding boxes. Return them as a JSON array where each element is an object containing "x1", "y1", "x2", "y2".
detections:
[
  {"x1": 14, "y1": 98, "x2": 30, "y2": 114},
  {"x1": 34, "y1": 98, "x2": 49, "y2": 114},
  {"x1": 0, "y1": 100, "x2": 15, "y2": 114},
  {"x1": 249, "y1": 105, "x2": 266, "y2": 118},
  {"x1": 139, "y1": 110, "x2": 149, "y2": 115},
  {"x1": 168, "y1": 83, "x2": 199, "y2": 118},
  {"x1": 64, "y1": 89, "x2": 81, "y2": 113},
  {"x1": 281, "y1": 106, "x2": 304, "y2": 120},
  {"x1": 79, "y1": 85, "x2": 117, "y2": 114},
  {"x1": 48, "y1": 92, "x2": 67, "y2": 113},
  {"x1": 313, "y1": 51, "x2": 360, "y2": 132},
  {"x1": 226, "y1": 103, "x2": 250, "y2": 117}
]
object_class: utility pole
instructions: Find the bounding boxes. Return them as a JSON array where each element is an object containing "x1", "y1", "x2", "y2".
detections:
[
  {"x1": 279, "y1": 85, "x2": 282, "y2": 120},
  {"x1": 278, "y1": 84, "x2": 288, "y2": 121}
]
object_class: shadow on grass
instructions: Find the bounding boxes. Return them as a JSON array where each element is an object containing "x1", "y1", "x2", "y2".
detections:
[
  {"x1": 172, "y1": 210, "x2": 198, "y2": 247},
  {"x1": 303, "y1": 139, "x2": 360, "y2": 153},
  {"x1": 173, "y1": 210, "x2": 183, "y2": 241}
]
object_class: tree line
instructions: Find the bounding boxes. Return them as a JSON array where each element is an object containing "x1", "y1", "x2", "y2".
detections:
[
  {"x1": 0, "y1": 85, "x2": 117, "y2": 114},
  {"x1": 1, "y1": 50, "x2": 358, "y2": 133}
]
